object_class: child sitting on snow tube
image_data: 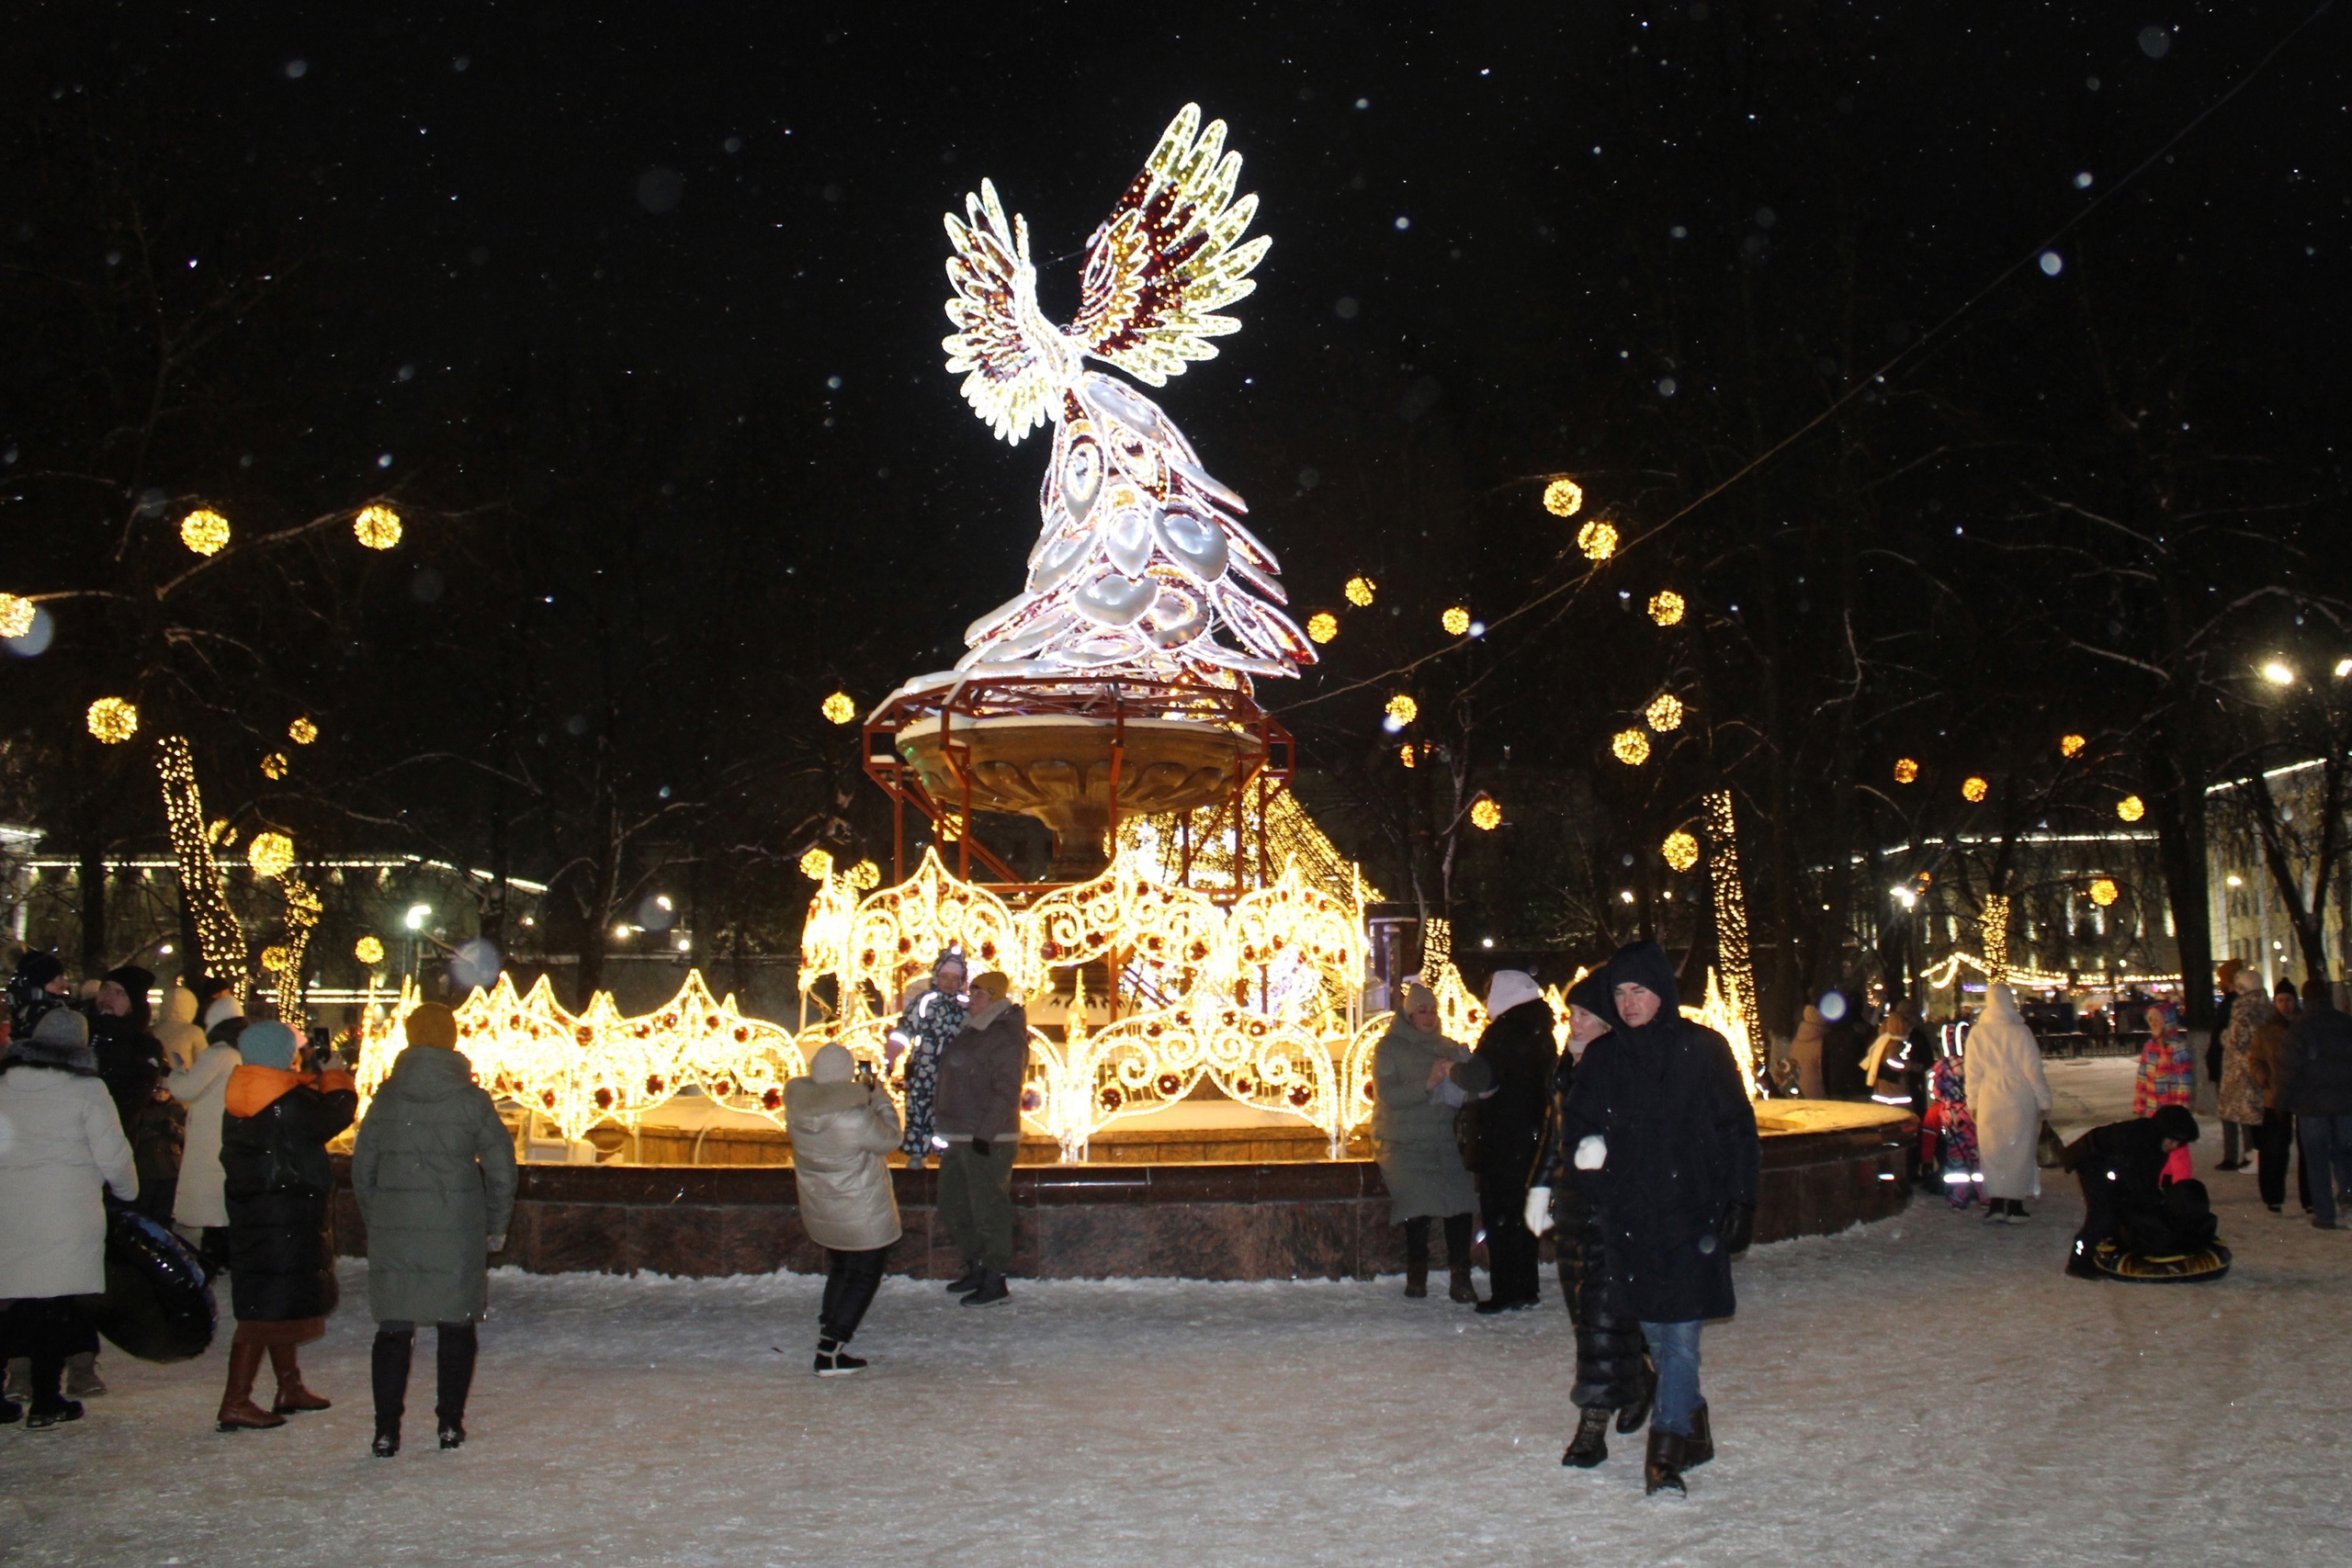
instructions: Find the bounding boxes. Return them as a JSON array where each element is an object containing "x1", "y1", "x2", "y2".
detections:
[{"x1": 2061, "y1": 1105, "x2": 2231, "y2": 1282}]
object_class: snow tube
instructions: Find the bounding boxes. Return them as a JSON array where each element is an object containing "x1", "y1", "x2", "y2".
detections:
[
  {"x1": 91, "y1": 1208, "x2": 218, "y2": 1361},
  {"x1": 2090, "y1": 1237, "x2": 2233, "y2": 1284}
]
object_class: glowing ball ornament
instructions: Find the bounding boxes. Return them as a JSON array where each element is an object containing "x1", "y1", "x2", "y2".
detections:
[
  {"x1": 2117, "y1": 795, "x2": 2145, "y2": 823},
  {"x1": 1577, "y1": 520, "x2": 1619, "y2": 562},
  {"x1": 1306, "y1": 612, "x2": 1339, "y2": 644},
  {"x1": 260, "y1": 945, "x2": 291, "y2": 974},
  {"x1": 1385, "y1": 694, "x2": 1419, "y2": 726},
  {"x1": 1442, "y1": 605, "x2": 1471, "y2": 637},
  {"x1": 1611, "y1": 728, "x2": 1651, "y2": 765},
  {"x1": 1397, "y1": 743, "x2": 1416, "y2": 769},
  {"x1": 86, "y1": 696, "x2": 140, "y2": 744},
  {"x1": 1645, "y1": 693, "x2": 1684, "y2": 732},
  {"x1": 1893, "y1": 758, "x2": 1920, "y2": 784},
  {"x1": 1648, "y1": 590, "x2": 1685, "y2": 627},
  {"x1": 799, "y1": 847, "x2": 834, "y2": 881},
  {"x1": 821, "y1": 692, "x2": 857, "y2": 725},
  {"x1": 246, "y1": 830, "x2": 296, "y2": 879},
  {"x1": 1469, "y1": 795, "x2": 1503, "y2": 831},
  {"x1": 0, "y1": 593, "x2": 34, "y2": 639},
  {"x1": 847, "y1": 859, "x2": 882, "y2": 891},
  {"x1": 180, "y1": 509, "x2": 231, "y2": 556},
  {"x1": 260, "y1": 751, "x2": 289, "y2": 780},
  {"x1": 288, "y1": 716, "x2": 319, "y2": 745},
  {"x1": 2060, "y1": 733, "x2": 2086, "y2": 759},
  {"x1": 2088, "y1": 877, "x2": 2120, "y2": 908},
  {"x1": 1962, "y1": 776, "x2": 1990, "y2": 803},
  {"x1": 354, "y1": 934, "x2": 387, "y2": 966},
  {"x1": 1542, "y1": 478, "x2": 1585, "y2": 518},
  {"x1": 353, "y1": 504, "x2": 402, "y2": 550},
  {"x1": 1344, "y1": 575, "x2": 1377, "y2": 607},
  {"x1": 1662, "y1": 829, "x2": 1700, "y2": 873}
]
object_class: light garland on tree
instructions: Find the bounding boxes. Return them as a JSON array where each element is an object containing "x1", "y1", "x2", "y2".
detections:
[
  {"x1": 156, "y1": 737, "x2": 247, "y2": 989},
  {"x1": 1701, "y1": 788, "x2": 1764, "y2": 1094},
  {"x1": 1980, "y1": 894, "x2": 2012, "y2": 985}
]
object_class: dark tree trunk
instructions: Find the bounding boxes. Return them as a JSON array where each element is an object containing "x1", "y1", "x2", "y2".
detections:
[{"x1": 76, "y1": 821, "x2": 107, "y2": 977}]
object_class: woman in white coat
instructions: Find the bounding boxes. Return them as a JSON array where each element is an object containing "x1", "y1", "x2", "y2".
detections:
[
  {"x1": 168, "y1": 1014, "x2": 245, "y2": 1272},
  {"x1": 783, "y1": 1043, "x2": 902, "y2": 1377},
  {"x1": 0, "y1": 1010, "x2": 139, "y2": 1427},
  {"x1": 1964, "y1": 984, "x2": 2052, "y2": 1223}
]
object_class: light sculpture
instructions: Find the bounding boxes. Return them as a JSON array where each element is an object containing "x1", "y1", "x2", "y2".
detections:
[
  {"x1": 1645, "y1": 692, "x2": 1684, "y2": 732},
  {"x1": 935, "y1": 105, "x2": 1309, "y2": 688},
  {"x1": 2060, "y1": 733, "x2": 2086, "y2": 758},
  {"x1": 353, "y1": 504, "x2": 402, "y2": 550},
  {"x1": 1306, "y1": 611, "x2": 1339, "y2": 644},
  {"x1": 0, "y1": 593, "x2": 33, "y2": 639},
  {"x1": 1442, "y1": 605, "x2": 1471, "y2": 636},
  {"x1": 1577, "y1": 520, "x2": 1618, "y2": 561},
  {"x1": 288, "y1": 716, "x2": 319, "y2": 745},
  {"x1": 1611, "y1": 728, "x2": 1650, "y2": 765},
  {"x1": 1893, "y1": 758, "x2": 1920, "y2": 784},
  {"x1": 1661, "y1": 829, "x2": 1700, "y2": 873},
  {"x1": 1468, "y1": 795, "x2": 1502, "y2": 831},
  {"x1": 1962, "y1": 775, "x2": 1989, "y2": 803},
  {"x1": 180, "y1": 509, "x2": 231, "y2": 556},
  {"x1": 2116, "y1": 794, "x2": 2145, "y2": 823},
  {"x1": 87, "y1": 697, "x2": 140, "y2": 743},
  {"x1": 1385, "y1": 694, "x2": 1419, "y2": 725},
  {"x1": 821, "y1": 692, "x2": 857, "y2": 725},
  {"x1": 2088, "y1": 877, "x2": 2120, "y2": 908},
  {"x1": 355, "y1": 934, "x2": 386, "y2": 965},
  {"x1": 1648, "y1": 590, "x2": 1685, "y2": 626},
  {"x1": 1344, "y1": 576, "x2": 1376, "y2": 607},
  {"x1": 1542, "y1": 478, "x2": 1585, "y2": 517},
  {"x1": 247, "y1": 830, "x2": 296, "y2": 879}
]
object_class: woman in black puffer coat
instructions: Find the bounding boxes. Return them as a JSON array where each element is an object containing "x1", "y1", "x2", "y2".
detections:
[{"x1": 1530, "y1": 973, "x2": 1652, "y2": 1469}]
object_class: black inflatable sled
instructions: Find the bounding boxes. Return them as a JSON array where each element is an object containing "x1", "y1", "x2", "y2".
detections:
[
  {"x1": 92, "y1": 1207, "x2": 218, "y2": 1361},
  {"x1": 2090, "y1": 1237, "x2": 2233, "y2": 1283}
]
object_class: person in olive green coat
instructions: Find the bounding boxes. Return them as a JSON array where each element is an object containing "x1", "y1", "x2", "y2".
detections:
[
  {"x1": 350, "y1": 1003, "x2": 517, "y2": 1458},
  {"x1": 1372, "y1": 984, "x2": 1484, "y2": 1302}
]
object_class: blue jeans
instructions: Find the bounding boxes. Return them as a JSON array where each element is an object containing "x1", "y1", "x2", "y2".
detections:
[
  {"x1": 1637, "y1": 1319, "x2": 1703, "y2": 1435},
  {"x1": 2299, "y1": 1114, "x2": 2352, "y2": 1225}
]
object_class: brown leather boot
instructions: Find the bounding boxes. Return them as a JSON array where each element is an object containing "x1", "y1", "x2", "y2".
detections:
[
  {"x1": 217, "y1": 1344, "x2": 287, "y2": 1431},
  {"x1": 1682, "y1": 1402, "x2": 1713, "y2": 1469},
  {"x1": 1643, "y1": 1427, "x2": 1688, "y2": 1496},
  {"x1": 268, "y1": 1345, "x2": 332, "y2": 1414},
  {"x1": 1404, "y1": 1263, "x2": 1429, "y2": 1298}
]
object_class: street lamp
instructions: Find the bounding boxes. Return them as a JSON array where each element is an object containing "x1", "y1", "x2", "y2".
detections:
[
  {"x1": 403, "y1": 904, "x2": 432, "y2": 931},
  {"x1": 2261, "y1": 660, "x2": 2295, "y2": 686}
]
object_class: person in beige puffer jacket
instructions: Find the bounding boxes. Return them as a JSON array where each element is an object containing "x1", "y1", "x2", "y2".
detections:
[{"x1": 784, "y1": 1043, "x2": 903, "y2": 1375}]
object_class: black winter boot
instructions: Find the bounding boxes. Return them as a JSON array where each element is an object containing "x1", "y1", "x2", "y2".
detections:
[
  {"x1": 945, "y1": 1264, "x2": 987, "y2": 1294},
  {"x1": 961, "y1": 1268, "x2": 1011, "y2": 1306},
  {"x1": 1644, "y1": 1428, "x2": 1688, "y2": 1496},
  {"x1": 1448, "y1": 1262, "x2": 1477, "y2": 1304},
  {"x1": 1562, "y1": 1406, "x2": 1611, "y2": 1468},
  {"x1": 435, "y1": 1324, "x2": 478, "y2": 1450},
  {"x1": 1404, "y1": 1263, "x2": 1429, "y2": 1298},
  {"x1": 370, "y1": 1328, "x2": 412, "y2": 1456},
  {"x1": 1682, "y1": 1402, "x2": 1713, "y2": 1469},
  {"x1": 1616, "y1": 1357, "x2": 1657, "y2": 1434}
]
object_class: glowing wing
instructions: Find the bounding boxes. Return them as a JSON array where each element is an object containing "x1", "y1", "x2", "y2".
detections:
[
  {"x1": 942, "y1": 180, "x2": 1062, "y2": 444},
  {"x1": 1069, "y1": 105, "x2": 1272, "y2": 388}
]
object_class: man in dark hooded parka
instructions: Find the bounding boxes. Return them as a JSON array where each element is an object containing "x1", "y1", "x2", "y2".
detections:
[{"x1": 1558, "y1": 942, "x2": 1759, "y2": 1496}]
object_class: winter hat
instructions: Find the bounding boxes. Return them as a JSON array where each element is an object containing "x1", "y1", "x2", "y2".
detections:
[
  {"x1": 14, "y1": 951, "x2": 65, "y2": 991},
  {"x1": 202, "y1": 994, "x2": 244, "y2": 1030},
  {"x1": 2232, "y1": 967, "x2": 2266, "y2": 998},
  {"x1": 1397, "y1": 982, "x2": 1438, "y2": 1016},
  {"x1": 403, "y1": 1003, "x2": 459, "y2": 1050},
  {"x1": 6, "y1": 1006, "x2": 97, "y2": 1072},
  {"x1": 206, "y1": 1016, "x2": 250, "y2": 1049},
  {"x1": 1484, "y1": 970, "x2": 1544, "y2": 1021},
  {"x1": 1601, "y1": 941, "x2": 1683, "y2": 1032},
  {"x1": 1565, "y1": 972, "x2": 1612, "y2": 1026},
  {"x1": 810, "y1": 1043, "x2": 855, "y2": 1083},
  {"x1": 969, "y1": 971, "x2": 1012, "y2": 1003},
  {"x1": 2152, "y1": 1104, "x2": 2201, "y2": 1145},
  {"x1": 239, "y1": 1020, "x2": 298, "y2": 1071},
  {"x1": 103, "y1": 964, "x2": 156, "y2": 1031},
  {"x1": 932, "y1": 949, "x2": 968, "y2": 978}
]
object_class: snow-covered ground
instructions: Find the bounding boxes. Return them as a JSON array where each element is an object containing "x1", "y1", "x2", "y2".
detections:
[{"x1": 7, "y1": 1061, "x2": 2346, "y2": 1568}]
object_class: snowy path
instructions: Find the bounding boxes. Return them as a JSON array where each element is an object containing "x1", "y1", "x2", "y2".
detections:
[{"x1": 7, "y1": 1118, "x2": 2347, "y2": 1565}]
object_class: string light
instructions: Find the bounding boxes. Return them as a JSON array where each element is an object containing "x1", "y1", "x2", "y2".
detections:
[
  {"x1": 2088, "y1": 878, "x2": 2120, "y2": 908},
  {"x1": 1645, "y1": 693, "x2": 1684, "y2": 732},
  {"x1": 1441, "y1": 605, "x2": 1471, "y2": 636},
  {"x1": 1306, "y1": 611, "x2": 1339, "y2": 644},
  {"x1": 1980, "y1": 894, "x2": 2012, "y2": 986},
  {"x1": 799, "y1": 847, "x2": 835, "y2": 881},
  {"x1": 1398, "y1": 743, "x2": 1416, "y2": 769},
  {"x1": 246, "y1": 831, "x2": 296, "y2": 879},
  {"x1": 2060, "y1": 733, "x2": 2086, "y2": 758},
  {"x1": 86, "y1": 697, "x2": 140, "y2": 743},
  {"x1": 821, "y1": 692, "x2": 857, "y2": 725},
  {"x1": 260, "y1": 751, "x2": 289, "y2": 780},
  {"x1": 847, "y1": 858, "x2": 882, "y2": 890},
  {"x1": 288, "y1": 716, "x2": 319, "y2": 745},
  {"x1": 1611, "y1": 728, "x2": 1650, "y2": 765},
  {"x1": 1962, "y1": 775, "x2": 1989, "y2": 803},
  {"x1": 179, "y1": 509, "x2": 231, "y2": 556},
  {"x1": 1647, "y1": 590, "x2": 1685, "y2": 626},
  {"x1": 1893, "y1": 758, "x2": 1920, "y2": 784},
  {"x1": 0, "y1": 593, "x2": 33, "y2": 640},
  {"x1": 157, "y1": 737, "x2": 247, "y2": 989},
  {"x1": 1385, "y1": 694, "x2": 1419, "y2": 725},
  {"x1": 1541, "y1": 478, "x2": 1585, "y2": 517},
  {"x1": 353, "y1": 504, "x2": 402, "y2": 550},
  {"x1": 1700, "y1": 789, "x2": 1763, "y2": 1094},
  {"x1": 1661, "y1": 829, "x2": 1700, "y2": 873},
  {"x1": 354, "y1": 935, "x2": 386, "y2": 965},
  {"x1": 2116, "y1": 795, "x2": 2145, "y2": 822},
  {"x1": 1344, "y1": 575, "x2": 1376, "y2": 607},
  {"x1": 1469, "y1": 795, "x2": 1502, "y2": 831},
  {"x1": 1576, "y1": 520, "x2": 1618, "y2": 561}
]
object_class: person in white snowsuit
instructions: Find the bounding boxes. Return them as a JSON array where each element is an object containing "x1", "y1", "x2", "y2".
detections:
[
  {"x1": 886, "y1": 951, "x2": 966, "y2": 1170},
  {"x1": 1964, "y1": 984, "x2": 2052, "y2": 1222},
  {"x1": 168, "y1": 1014, "x2": 246, "y2": 1270}
]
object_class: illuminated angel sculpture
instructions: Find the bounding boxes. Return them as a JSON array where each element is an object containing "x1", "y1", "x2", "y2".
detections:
[{"x1": 941, "y1": 105, "x2": 1313, "y2": 687}]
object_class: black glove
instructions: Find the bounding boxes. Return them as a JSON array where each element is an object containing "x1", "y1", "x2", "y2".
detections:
[
  {"x1": 971, "y1": 1137, "x2": 991, "y2": 1157},
  {"x1": 1719, "y1": 1201, "x2": 1756, "y2": 1258}
]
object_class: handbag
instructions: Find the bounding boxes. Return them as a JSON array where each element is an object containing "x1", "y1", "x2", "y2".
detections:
[{"x1": 2036, "y1": 1120, "x2": 2067, "y2": 1169}]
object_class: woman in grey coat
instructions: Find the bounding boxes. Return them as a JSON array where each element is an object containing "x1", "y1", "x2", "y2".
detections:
[
  {"x1": 785, "y1": 1043, "x2": 903, "y2": 1375},
  {"x1": 1372, "y1": 984, "x2": 1484, "y2": 1303},
  {"x1": 350, "y1": 1003, "x2": 517, "y2": 1457}
]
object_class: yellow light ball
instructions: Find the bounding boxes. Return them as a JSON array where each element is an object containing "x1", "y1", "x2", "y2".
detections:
[
  {"x1": 847, "y1": 858, "x2": 882, "y2": 890},
  {"x1": 821, "y1": 692, "x2": 857, "y2": 726},
  {"x1": 1306, "y1": 611, "x2": 1339, "y2": 644},
  {"x1": 1397, "y1": 743, "x2": 1417, "y2": 769},
  {"x1": 1469, "y1": 796, "x2": 1503, "y2": 831},
  {"x1": 798, "y1": 846, "x2": 834, "y2": 881},
  {"x1": 2088, "y1": 877, "x2": 2120, "y2": 908},
  {"x1": 180, "y1": 508, "x2": 231, "y2": 557},
  {"x1": 1661, "y1": 829, "x2": 1700, "y2": 873},
  {"x1": 1577, "y1": 520, "x2": 1619, "y2": 562},
  {"x1": 2116, "y1": 794, "x2": 2145, "y2": 823},
  {"x1": 1962, "y1": 776, "x2": 1989, "y2": 803},
  {"x1": 1344, "y1": 575, "x2": 1376, "y2": 607},
  {"x1": 1893, "y1": 758, "x2": 1920, "y2": 784},
  {"x1": 288, "y1": 716, "x2": 319, "y2": 745},
  {"x1": 0, "y1": 593, "x2": 34, "y2": 640},
  {"x1": 1645, "y1": 693, "x2": 1684, "y2": 732},
  {"x1": 247, "y1": 830, "x2": 296, "y2": 879},
  {"x1": 1385, "y1": 694, "x2": 1419, "y2": 725},
  {"x1": 1542, "y1": 479, "x2": 1586, "y2": 518},
  {"x1": 1441, "y1": 605, "x2": 1471, "y2": 637},
  {"x1": 2059, "y1": 733, "x2": 2086, "y2": 759},
  {"x1": 1611, "y1": 728, "x2": 1651, "y2": 765},
  {"x1": 260, "y1": 945, "x2": 290, "y2": 974},
  {"x1": 353, "y1": 504, "x2": 403, "y2": 550},
  {"x1": 354, "y1": 934, "x2": 386, "y2": 966},
  {"x1": 86, "y1": 696, "x2": 140, "y2": 744},
  {"x1": 260, "y1": 751, "x2": 289, "y2": 780},
  {"x1": 1647, "y1": 590, "x2": 1685, "y2": 627}
]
